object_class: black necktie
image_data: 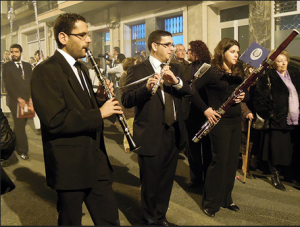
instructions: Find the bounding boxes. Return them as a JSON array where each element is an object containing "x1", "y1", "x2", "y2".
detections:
[
  {"x1": 17, "y1": 63, "x2": 24, "y2": 80},
  {"x1": 74, "y1": 61, "x2": 93, "y2": 108},
  {"x1": 160, "y1": 64, "x2": 175, "y2": 126}
]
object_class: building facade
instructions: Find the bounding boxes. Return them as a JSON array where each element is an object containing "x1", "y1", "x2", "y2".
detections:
[{"x1": 1, "y1": 1, "x2": 300, "y2": 112}]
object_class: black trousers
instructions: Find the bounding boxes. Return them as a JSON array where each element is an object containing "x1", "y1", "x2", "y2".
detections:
[
  {"x1": 138, "y1": 123, "x2": 179, "y2": 225},
  {"x1": 186, "y1": 127, "x2": 211, "y2": 183},
  {"x1": 8, "y1": 104, "x2": 28, "y2": 154},
  {"x1": 56, "y1": 151, "x2": 119, "y2": 226},
  {"x1": 202, "y1": 119, "x2": 241, "y2": 212}
]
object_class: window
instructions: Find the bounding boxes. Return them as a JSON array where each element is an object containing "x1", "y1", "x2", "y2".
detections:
[
  {"x1": 164, "y1": 16, "x2": 183, "y2": 45},
  {"x1": 220, "y1": 5, "x2": 249, "y2": 53},
  {"x1": 131, "y1": 23, "x2": 146, "y2": 57},
  {"x1": 104, "y1": 32, "x2": 110, "y2": 53}
]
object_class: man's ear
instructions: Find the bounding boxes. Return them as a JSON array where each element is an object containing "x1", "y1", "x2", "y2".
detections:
[
  {"x1": 58, "y1": 32, "x2": 68, "y2": 46},
  {"x1": 151, "y1": 42, "x2": 158, "y2": 52}
]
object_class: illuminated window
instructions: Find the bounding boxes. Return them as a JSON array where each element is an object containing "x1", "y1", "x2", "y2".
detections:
[
  {"x1": 164, "y1": 16, "x2": 183, "y2": 45},
  {"x1": 131, "y1": 23, "x2": 146, "y2": 56}
]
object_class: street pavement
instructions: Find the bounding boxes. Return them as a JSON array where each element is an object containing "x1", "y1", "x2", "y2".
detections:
[{"x1": 1, "y1": 116, "x2": 300, "y2": 226}]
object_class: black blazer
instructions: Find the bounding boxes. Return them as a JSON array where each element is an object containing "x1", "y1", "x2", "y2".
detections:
[
  {"x1": 121, "y1": 58, "x2": 193, "y2": 156},
  {"x1": 2, "y1": 61, "x2": 32, "y2": 109},
  {"x1": 31, "y1": 50, "x2": 112, "y2": 190},
  {"x1": 254, "y1": 68, "x2": 300, "y2": 130}
]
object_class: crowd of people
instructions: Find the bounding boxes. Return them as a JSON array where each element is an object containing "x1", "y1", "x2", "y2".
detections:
[{"x1": 1, "y1": 12, "x2": 300, "y2": 226}]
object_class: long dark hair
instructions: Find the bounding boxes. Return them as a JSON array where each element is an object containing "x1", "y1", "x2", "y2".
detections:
[{"x1": 212, "y1": 38, "x2": 242, "y2": 77}]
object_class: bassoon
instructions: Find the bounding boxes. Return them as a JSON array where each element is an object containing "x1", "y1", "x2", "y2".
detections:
[
  {"x1": 86, "y1": 49, "x2": 141, "y2": 152},
  {"x1": 192, "y1": 29, "x2": 299, "y2": 143}
]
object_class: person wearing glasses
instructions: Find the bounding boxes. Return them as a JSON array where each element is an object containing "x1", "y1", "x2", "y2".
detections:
[
  {"x1": 190, "y1": 38, "x2": 247, "y2": 217},
  {"x1": 122, "y1": 30, "x2": 193, "y2": 226},
  {"x1": 31, "y1": 13, "x2": 121, "y2": 226},
  {"x1": 171, "y1": 44, "x2": 189, "y2": 68}
]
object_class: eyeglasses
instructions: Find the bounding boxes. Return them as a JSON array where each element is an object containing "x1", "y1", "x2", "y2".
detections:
[
  {"x1": 67, "y1": 33, "x2": 91, "y2": 41},
  {"x1": 155, "y1": 42, "x2": 175, "y2": 48}
]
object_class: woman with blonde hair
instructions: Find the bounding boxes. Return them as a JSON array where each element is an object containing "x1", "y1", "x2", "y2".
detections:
[{"x1": 254, "y1": 49, "x2": 300, "y2": 190}]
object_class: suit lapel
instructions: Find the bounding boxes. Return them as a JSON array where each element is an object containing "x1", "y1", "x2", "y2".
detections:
[
  {"x1": 143, "y1": 59, "x2": 163, "y2": 104},
  {"x1": 54, "y1": 51, "x2": 91, "y2": 109}
]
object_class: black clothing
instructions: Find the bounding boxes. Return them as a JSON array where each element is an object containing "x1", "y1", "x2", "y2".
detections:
[
  {"x1": 1, "y1": 108, "x2": 16, "y2": 195},
  {"x1": 122, "y1": 58, "x2": 193, "y2": 224},
  {"x1": 182, "y1": 62, "x2": 211, "y2": 183},
  {"x1": 191, "y1": 65, "x2": 247, "y2": 213},
  {"x1": 254, "y1": 68, "x2": 300, "y2": 166},
  {"x1": 31, "y1": 50, "x2": 119, "y2": 225},
  {"x1": 2, "y1": 61, "x2": 32, "y2": 154}
]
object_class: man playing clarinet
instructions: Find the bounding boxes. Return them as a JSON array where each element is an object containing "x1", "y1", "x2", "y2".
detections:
[{"x1": 31, "y1": 13, "x2": 121, "y2": 226}]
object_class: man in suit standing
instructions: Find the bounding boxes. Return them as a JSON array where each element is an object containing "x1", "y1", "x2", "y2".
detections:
[
  {"x1": 31, "y1": 13, "x2": 121, "y2": 226},
  {"x1": 122, "y1": 30, "x2": 193, "y2": 226},
  {"x1": 2, "y1": 44, "x2": 32, "y2": 160}
]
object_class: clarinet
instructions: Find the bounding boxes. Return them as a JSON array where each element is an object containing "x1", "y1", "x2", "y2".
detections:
[
  {"x1": 86, "y1": 49, "x2": 141, "y2": 152},
  {"x1": 151, "y1": 49, "x2": 176, "y2": 95},
  {"x1": 192, "y1": 29, "x2": 299, "y2": 143}
]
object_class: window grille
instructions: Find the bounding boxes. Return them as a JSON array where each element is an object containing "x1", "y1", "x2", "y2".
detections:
[
  {"x1": 275, "y1": 14, "x2": 300, "y2": 30},
  {"x1": 164, "y1": 16, "x2": 183, "y2": 46},
  {"x1": 164, "y1": 16, "x2": 183, "y2": 34},
  {"x1": 274, "y1": 1, "x2": 297, "y2": 14},
  {"x1": 131, "y1": 23, "x2": 146, "y2": 56}
]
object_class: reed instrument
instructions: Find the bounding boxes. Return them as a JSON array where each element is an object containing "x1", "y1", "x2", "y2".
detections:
[
  {"x1": 86, "y1": 49, "x2": 141, "y2": 152},
  {"x1": 192, "y1": 29, "x2": 299, "y2": 143},
  {"x1": 151, "y1": 49, "x2": 176, "y2": 95}
]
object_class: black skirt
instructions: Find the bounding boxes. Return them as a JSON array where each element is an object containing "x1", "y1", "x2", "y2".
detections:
[{"x1": 262, "y1": 129, "x2": 294, "y2": 166}]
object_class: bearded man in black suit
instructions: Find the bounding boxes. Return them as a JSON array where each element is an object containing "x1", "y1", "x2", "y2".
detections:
[
  {"x1": 122, "y1": 30, "x2": 193, "y2": 226},
  {"x1": 31, "y1": 13, "x2": 121, "y2": 226},
  {"x1": 2, "y1": 44, "x2": 32, "y2": 160}
]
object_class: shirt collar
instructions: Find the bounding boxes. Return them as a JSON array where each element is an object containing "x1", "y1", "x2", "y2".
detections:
[
  {"x1": 57, "y1": 49, "x2": 76, "y2": 68},
  {"x1": 149, "y1": 55, "x2": 163, "y2": 71}
]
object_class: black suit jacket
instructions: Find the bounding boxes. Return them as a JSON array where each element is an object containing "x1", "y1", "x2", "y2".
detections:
[
  {"x1": 2, "y1": 61, "x2": 32, "y2": 110},
  {"x1": 121, "y1": 58, "x2": 193, "y2": 156},
  {"x1": 31, "y1": 50, "x2": 112, "y2": 190}
]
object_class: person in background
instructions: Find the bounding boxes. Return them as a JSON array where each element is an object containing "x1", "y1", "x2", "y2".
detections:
[
  {"x1": 254, "y1": 49, "x2": 300, "y2": 191},
  {"x1": 171, "y1": 44, "x2": 189, "y2": 68},
  {"x1": 191, "y1": 38, "x2": 247, "y2": 217},
  {"x1": 182, "y1": 40, "x2": 212, "y2": 188},
  {"x1": 107, "y1": 53, "x2": 126, "y2": 127},
  {"x1": 134, "y1": 55, "x2": 143, "y2": 65},
  {"x1": 87, "y1": 57, "x2": 102, "y2": 92},
  {"x1": 122, "y1": 30, "x2": 193, "y2": 226},
  {"x1": 33, "y1": 50, "x2": 44, "y2": 68},
  {"x1": 31, "y1": 13, "x2": 121, "y2": 226},
  {"x1": 140, "y1": 50, "x2": 147, "y2": 61},
  {"x1": 2, "y1": 44, "x2": 33, "y2": 161},
  {"x1": 1, "y1": 50, "x2": 10, "y2": 64},
  {"x1": 119, "y1": 57, "x2": 136, "y2": 153},
  {"x1": 106, "y1": 47, "x2": 120, "y2": 85}
]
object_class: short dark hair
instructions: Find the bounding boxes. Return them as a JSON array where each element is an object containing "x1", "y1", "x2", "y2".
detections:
[
  {"x1": 147, "y1": 30, "x2": 172, "y2": 51},
  {"x1": 34, "y1": 50, "x2": 41, "y2": 56},
  {"x1": 53, "y1": 13, "x2": 86, "y2": 49},
  {"x1": 113, "y1": 47, "x2": 120, "y2": 54},
  {"x1": 117, "y1": 53, "x2": 126, "y2": 63},
  {"x1": 10, "y1": 44, "x2": 23, "y2": 53}
]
